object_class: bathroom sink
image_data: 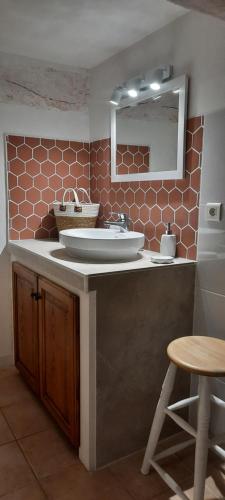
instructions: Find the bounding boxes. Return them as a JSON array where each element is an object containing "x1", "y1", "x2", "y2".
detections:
[{"x1": 59, "y1": 228, "x2": 145, "y2": 261}]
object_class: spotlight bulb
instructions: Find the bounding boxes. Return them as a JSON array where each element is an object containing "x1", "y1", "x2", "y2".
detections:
[
  {"x1": 127, "y1": 89, "x2": 138, "y2": 98},
  {"x1": 150, "y1": 82, "x2": 161, "y2": 91}
]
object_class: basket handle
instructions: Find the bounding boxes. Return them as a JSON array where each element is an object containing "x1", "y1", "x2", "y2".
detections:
[
  {"x1": 62, "y1": 188, "x2": 80, "y2": 206},
  {"x1": 77, "y1": 188, "x2": 92, "y2": 204}
]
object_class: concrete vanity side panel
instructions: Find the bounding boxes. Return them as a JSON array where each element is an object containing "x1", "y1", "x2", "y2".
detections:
[{"x1": 90, "y1": 264, "x2": 196, "y2": 467}]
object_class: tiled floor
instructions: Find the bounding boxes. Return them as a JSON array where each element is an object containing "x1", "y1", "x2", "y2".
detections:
[{"x1": 0, "y1": 366, "x2": 224, "y2": 499}]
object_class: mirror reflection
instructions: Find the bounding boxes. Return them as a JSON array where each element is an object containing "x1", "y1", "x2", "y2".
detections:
[
  {"x1": 111, "y1": 74, "x2": 188, "y2": 182},
  {"x1": 116, "y1": 91, "x2": 179, "y2": 175}
]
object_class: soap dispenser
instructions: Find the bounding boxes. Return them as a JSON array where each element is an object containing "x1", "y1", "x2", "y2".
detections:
[{"x1": 160, "y1": 223, "x2": 176, "y2": 257}]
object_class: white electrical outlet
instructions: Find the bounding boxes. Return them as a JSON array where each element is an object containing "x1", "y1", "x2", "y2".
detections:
[{"x1": 206, "y1": 202, "x2": 222, "y2": 222}]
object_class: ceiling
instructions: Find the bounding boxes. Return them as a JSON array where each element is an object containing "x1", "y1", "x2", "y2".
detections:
[
  {"x1": 0, "y1": 0, "x2": 187, "y2": 69},
  {"x1": 167, "y1": 0, "x2": 225, "y2": 21}
]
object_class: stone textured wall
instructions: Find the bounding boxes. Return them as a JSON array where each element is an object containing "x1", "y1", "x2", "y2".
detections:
[{"x1": 0, "y1": 53, "x2": 89, "y2": 111}]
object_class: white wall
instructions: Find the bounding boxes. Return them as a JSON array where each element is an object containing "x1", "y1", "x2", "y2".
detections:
[
  {"x1": 89, "y1": 10, "x2": 225, "y2": 432},
  {"x1": 0, "y1": 51, "x2": 90, "y2": 361},
  {"x1": 89, "y1": 11, "x2": 225, "y2": 140},
  {"x1": 193, "y1": 109, "x2": 225, "y2": 433}
]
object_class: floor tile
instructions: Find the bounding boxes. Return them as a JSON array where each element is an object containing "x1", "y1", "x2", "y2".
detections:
[
  {"x1": 0, "y1": 441, "x2": 35, "y2": 497},
  {"x1": 19, "y1": 427, "x2": 78, "y2": 478},
  {"x1": 0, "y1": 366, "x2": 18, "y2": 379},
  {"x1": 109, "y1": 449, "x2": 193, "y2": 500},
  {"x1": 2, "y1": 396, "x2": 53, "y2": 439},
  {"x1": 0, "y1": 372, "x2": 34, "y2": 408},
  {"x1": 154, "y1": 484, "x2": 216, "y2": 499},
  {"x1": 0, "y1": 410, "x2": 14, "y2": 445},
  {"x1": 41, "y1": 462, "x2": 133, "y2": 500},
  {"x1": 0, "y1": 482, "x2": 46, "y2": 500}
]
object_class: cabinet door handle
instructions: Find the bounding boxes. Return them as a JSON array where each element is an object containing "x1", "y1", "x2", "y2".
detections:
[{"x1": 31, "y1": 292, "x2": 42, "y2": 301}]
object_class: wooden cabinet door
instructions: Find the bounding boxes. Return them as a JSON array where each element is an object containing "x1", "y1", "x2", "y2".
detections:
[
  {"x1": 13, "y1": 263, "x2": 39, "y2": 394},
  {"x1": 38, "y1": 277, "x2": 79, "y2": 446}
]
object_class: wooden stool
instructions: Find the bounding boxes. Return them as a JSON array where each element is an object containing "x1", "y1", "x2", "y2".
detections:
[{"x1": 141, "y1": 336, "x2": 225, "y2": 500}]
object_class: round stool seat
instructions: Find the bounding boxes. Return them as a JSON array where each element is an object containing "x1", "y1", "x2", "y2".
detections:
[{"x1": 167, "y1": 336, "x2": 225, "y2": 376}]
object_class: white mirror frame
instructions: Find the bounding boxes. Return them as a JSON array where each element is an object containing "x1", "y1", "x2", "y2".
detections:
[{"x1": 111, "y1": 74, "x2": 188, "y2": 183}]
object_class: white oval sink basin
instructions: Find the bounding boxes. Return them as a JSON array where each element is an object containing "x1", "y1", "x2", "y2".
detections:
[{"x1": 59, "y1": 228, "x2": 145, "y2": 261}]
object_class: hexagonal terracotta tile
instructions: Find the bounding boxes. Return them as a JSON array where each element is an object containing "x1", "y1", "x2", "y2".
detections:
[
  {"x1": 176, "y1": 242, "x2": 187, "y2": 258},
  {"x1": 10, "y1": 187, "x2": 26, "y2": 204},
  {"x1": 12, "y1": 215, "x2": 26, "y2": 231},
  {"x1": 18, "y1": 173, "x2": 33, "y2": 190},
  {"x1": 20, "y1": 228, "x2": 34, "y2": 239},
  {"x1": 35, "y1": 201, "x2": 49, "y2": 217},
  {"x1": 8, "y1": 172, "x2": 17, "y2": 190},
  {"x1": 34, "y1": 174, "x2": 48, "y2": 190},
  {"x1": 41, "y1": 138, "x2": 55, "y2": 149},
  {"x1": 157, "y1": 189, "x2": 169, "y2": 208},
  {"x1": 129, "y1": 204, "x2": 140, "y2": 223},
  {"x1": 151, "y1": 205, "x2": 161, "y2": 225},
  {"x1": 182, "y1": 225, "x2": 196, "y2": 247},
  {"x1": 175, "y1": 207, "x2": 189, "y2": 228},
  {"x1": 183, "y1": 189, "x2": 197, "y2": 210},
  {"x1": 8, "y1": 135, "x2": 24, "y2": 147},
  {"x1": 186, "y1": 149, "x2": 200, "y2": 173},
  {"x1": 169, "y1": 188, "x2": 182, "y2": 208},
  {"x1": 49, "y1": 147, "x2": 62, "y2": 163},
  {"x1": 55, "y1": 161, "x2": 69, "y2": 177},
  {"x1": 33, "y1": 146, "x2": 47, "y2": 162},
  {"x1": 189, "y1": 207, "x2": 199, "y2": 230},
  {"x1": 42, "y1": 188, "x2": 55, "y2": 204},
  {"x1": 9, "y1": 201, "x2": 18, "y2": 218},
  {"x1": 26, "y1": 159, "x2": 40, "y2": 176},
  {"x1": 27, "y1": 214, "x2": 42, "y2": 231},
  {"x1": 17, "y1": 144, "x2": 32, "y2": 161},
  {"x1": 134, "y1": 189, "x2": 145, "y2": 207},
  {"x1": 41, "y1": 161, "x2": 55, "y2": 177},
  {"x1": 70, "y1": 163, "x2": 84, "y2": 179},
  {"x1": 145, "y1": 189, "x2": 156, "y2": 207},
  {"x1": 191, "y1": 168, "x2": 201, "y2": 192},
  {"x1": 56, "y1": 140, "x2": 69, "y2": 150},
  {"x1": 49, "y1": 175, "x2": 62, "y2": 191},
  {"x1": 193, "y1": 128, "x2": 203, "y2": 152},
  {"x1": 187, "y1": 245, "x2": 197, "y2": 260},
  {"x1": 162, "y1": 206, "x2": 174, "y2": 224},
  {"x1": 187, "y1": 116, "x2": 201, "y2": 133},
  {"x1": 25, "y1": 137, "x2": 40, "y2": 148},
  {"x1": 7, "y1": 144, "x2": 17, "y2": 161},
  {"x1": 19, "y1": 201, "x2": 33, "y2": 217},
  {"x1": 63, "y1": 148, "x2": 77, "y2": 164},
  {"x1": 10, "y1": 159, "x2": 25, "y2": 176},
  {"x1": 26, "y1": 188, "x2": 40, "y2": 204},
  {"x1": 140, "y1": 205, "x2": 150, "y2": 224}
]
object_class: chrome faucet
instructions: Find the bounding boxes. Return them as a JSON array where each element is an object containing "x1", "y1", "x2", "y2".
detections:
[{"x1": 104, "y1": 212, "x2": 131, "y2": 231}]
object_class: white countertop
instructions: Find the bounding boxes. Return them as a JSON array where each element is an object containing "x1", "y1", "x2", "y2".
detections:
[{"x1": 8, "y1": 240, "x2": 195, "y2": 292}]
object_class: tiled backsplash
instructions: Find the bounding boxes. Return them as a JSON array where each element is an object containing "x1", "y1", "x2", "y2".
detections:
[
  {"x1": 117, "y1": 144, "x2": 150, "y2": 175},
  {"x1": 7, "y1": 135, "x2": 90, "y2": 239},
  {"x1": 7, "y1": 116, "x2": 203, "y2": 258},
  {"x1": 90, "y1": 116, "x2": 204, "y2": 259}
]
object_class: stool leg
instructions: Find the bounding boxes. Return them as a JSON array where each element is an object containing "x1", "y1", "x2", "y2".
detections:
[
  {"x1": 141, "y1": 362, "x2": 177, "y2": 475},
  {"x1": 193, "y1": 376, "x2": 211, "y2": 500}
]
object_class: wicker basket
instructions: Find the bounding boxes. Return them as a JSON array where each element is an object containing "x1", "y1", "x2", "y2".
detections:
[{"x1": 53, "y1": 188, "x2": 99, "y2": 231}]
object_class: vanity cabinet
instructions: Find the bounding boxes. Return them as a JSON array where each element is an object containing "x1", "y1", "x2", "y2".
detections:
[
  {"x1": 13, "y1": 263, "x2": 80, "y2": 446},
  {"x1": 13, "y1": 263, "x2": 39, "y2": 394}
]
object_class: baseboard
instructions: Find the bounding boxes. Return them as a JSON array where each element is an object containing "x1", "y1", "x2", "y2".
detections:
[{"x1": 0, "y1": 355, "x2": 14, "y2": 368}]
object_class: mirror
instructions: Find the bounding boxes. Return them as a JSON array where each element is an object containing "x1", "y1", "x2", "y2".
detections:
[{"x1": 111, "y1": 75, "x2": 188, "y2": 182}]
